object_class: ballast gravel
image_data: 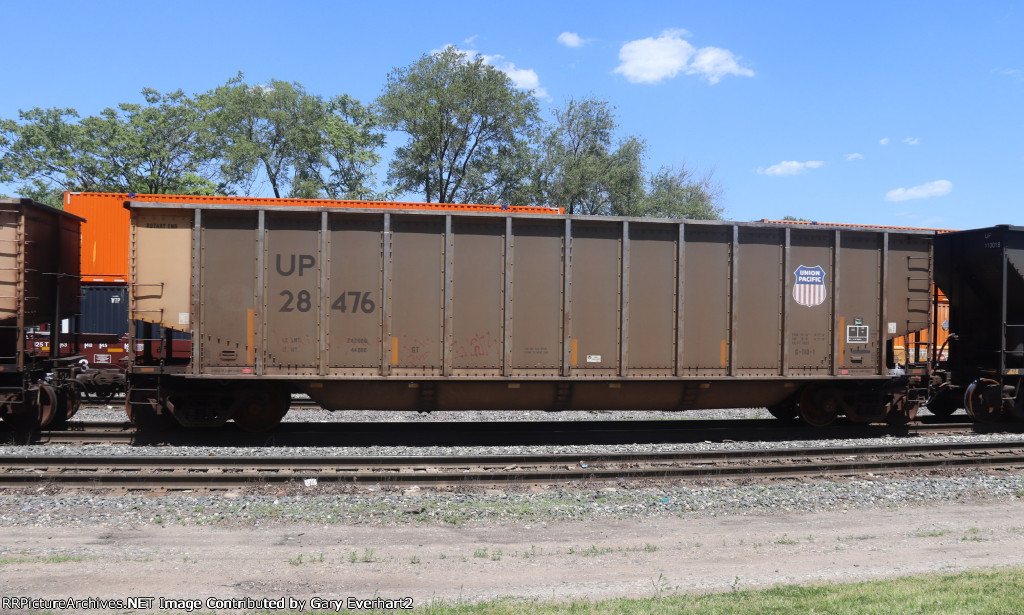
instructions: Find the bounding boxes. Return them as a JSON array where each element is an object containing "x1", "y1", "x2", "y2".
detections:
[{"x1": 1, "y1": 405, "x2": 1022, "y2": 528}]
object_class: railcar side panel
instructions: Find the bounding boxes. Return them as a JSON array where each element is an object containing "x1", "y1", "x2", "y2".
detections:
[
  {"x1": 450, "y1": 219, "x2": 504, "y2": 373},
  {"x1": 390, "y1": 217, "x2": 444, "y2": 374},
  {"x1": 836, "y1": 232, "x2": 882, "y2": 374},
  {"x1": 129, "y1": 209, "x2": 192, "y2": 332},
  {"x1": 509, "y1": 220, "x2": 563, "y2": 373},
  {"x1": 886, "y1": 233, "x2": 934, "y2": 341},
  {"x1": 569, "y1": 220, "x2": 621, "y2": 376},
  {"x1": 200, "y1": 212, "x2": 258, "y2": 370},
  {"x1": 263, "y1": 212, "x2": 319, "y2": 372},
  {"x1": 787, "y1": 230, "x2": 833, "y2": 373},
  {"x1": 327, "y1": 214, "x2": 383, "y2": 372},
  {"x1": 735, "y1": 227, "x2": 784, "y2": 375},
  {"x1": 625, "y1": 223, "x2": 676, "y2": 372},
  {"x1": 681, "y1": 225, "x2": 730, "y2": 375}
]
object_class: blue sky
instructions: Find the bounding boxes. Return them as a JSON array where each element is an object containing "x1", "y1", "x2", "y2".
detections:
[{"x1": 2, "y1": 0, "x2": 1021, "y2": 229}]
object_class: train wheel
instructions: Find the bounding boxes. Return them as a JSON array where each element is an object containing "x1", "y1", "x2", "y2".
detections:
[
  {"x1": 232, "y1": 389, "x2": 287, "y2": 433},
  {"x1": 799, "y1": 385, "x2": 840, "y2": 427},
  {"x1": 125, "y1": 389, "x2": 177, "y2": 431},
  {"x1": 47, "y1": 387, "x2": 78, "y2": 431},
  {"x1": 926, "y1": 389, "x2": 960, "y2": 418},
  {"x1": 965, "y1": 379, "x2": 1003, "y2": 422},
  {"x1": 766, "y1": 401, "x2": 798, "y2": 421},
  {"x1": 36, "y1": 384, "x2": 58, "y2": 428},
  {"x1": 885, "y1": 395, "x2": 920, "y2": 425}
]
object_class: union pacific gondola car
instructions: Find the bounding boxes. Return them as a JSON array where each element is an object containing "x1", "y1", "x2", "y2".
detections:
[{"x1": 124, "y1": 201, "x2": 934, "y2": 431}]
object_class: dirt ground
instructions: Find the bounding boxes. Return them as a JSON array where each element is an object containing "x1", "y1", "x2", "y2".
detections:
[{"x1": 2, "y1": 500, "x2": 1024, "y2": 612}]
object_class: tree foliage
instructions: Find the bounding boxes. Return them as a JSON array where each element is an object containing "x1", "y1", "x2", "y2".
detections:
[
  {"x1": 0, "y1": 89, "x2": 220, "y2": 205},
  {"x1": 377, "y1": 47, "x2": 540, "y2": 204},
  {"x1": 538, "y1": 96, "x2": 722, "y2": 219},
  {"x1": 205, "y1": 77, "x2": 384, "y2": 200},
  {"x1": 641, "y1": 165, "x2": 724, "y2": 220},
  {"x1": 0, "y1": 61, "x2": 725, "y2": 218},
  {"x1": 538, "y1": 97, "x2": 646, "y2": 215}
]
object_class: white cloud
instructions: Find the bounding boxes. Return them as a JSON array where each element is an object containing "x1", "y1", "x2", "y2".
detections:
[
  {"x1": 758, "y1": 160, "x2": 824, "y2": 176},
  {"x1": 614, "y1": 29, "x2": 694, "y2": 83},
  {"x1": 482, "y1": 54, "x2": 549, "y2": 99},
  {"x1": 884, "y1": 179, "x2": 953, "y2": 202},
  {"x1": 614, "y1": 29, "x2": 753, "y2": 85},
  {"x1": 686, "y1": 46, "x2": 755, "y2": 84},
  {"x1": 464, "y1": 35, "x2": 478, "y2": 45},
  {"x1": 880, "y1": 137, "x2": 890, "y2": 146},
  {"x1": 558, "y1": 32, "x2": 586, "y2": 48},
  {"x1": 845, "y1": 153, "x2": 864, "y2": 161},
  {"x1": 903, "y1": 137, "x2": 920, "y2": 145},
  {"x1": 994, "y1": 68, "x2": 1023, "y2": 81}
]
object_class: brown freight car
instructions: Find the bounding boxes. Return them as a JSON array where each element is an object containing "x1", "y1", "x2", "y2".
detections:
[
  {"x1": 127, "y1": 202, "x2": 933, "y2": 431},
  {"x1": 0, "y1": 199, "x2": 84, "y2": 428}
]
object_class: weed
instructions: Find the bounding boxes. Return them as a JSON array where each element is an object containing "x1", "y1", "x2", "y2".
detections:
[
  {"x1": 775, "y1": 534, "x2": 798, "y2": 545},
  {"x1": 651, "y1": 573, "x2": 672, "y2": 598},
  {"x1": 914, "y1": 528, "x2": 951, "y2": 538},
  {"x1": 962, "y1": 527, "x2": 987, "y2": 542}
]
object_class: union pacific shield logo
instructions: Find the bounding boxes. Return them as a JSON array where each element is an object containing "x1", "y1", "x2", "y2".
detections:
[{"x1": 793, "y1": 265, "x2": 827, "y2": 307}]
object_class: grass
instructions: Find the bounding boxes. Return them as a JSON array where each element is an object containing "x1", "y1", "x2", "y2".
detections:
[
  {"x1": 269, "y1": 568, "x2": 1024, "y2": 614},
  {"x1": 0, "y1": 554, "x2": 93, "y2": 565}
]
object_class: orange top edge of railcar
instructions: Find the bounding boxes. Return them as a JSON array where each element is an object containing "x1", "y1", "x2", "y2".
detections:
[{"x1": 65, "y1": 191, "x2": 563, "y2": 283}]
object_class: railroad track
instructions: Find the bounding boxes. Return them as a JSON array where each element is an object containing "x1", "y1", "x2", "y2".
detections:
[
  {"x1": 3, "y1": 440, "x2": 1024, "y2": 489},
  {"x1": 5, "y1": 418, "x2": 1019, "y2": 448}
]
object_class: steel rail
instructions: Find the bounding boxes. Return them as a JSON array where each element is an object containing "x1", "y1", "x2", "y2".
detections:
[{"x1": 2, "y1": 440, "x2": 1024, "y2": 489}]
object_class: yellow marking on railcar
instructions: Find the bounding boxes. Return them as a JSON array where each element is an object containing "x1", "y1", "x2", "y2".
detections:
[
  {"x1": 720, "y1": 339, "x2": 728, "y2": 367},
  {"x1": 391, "y1": 337, "x2": 399, "y2": 365},
  {"x1": 246, "y1": 309, "x2": 255, "y2": 364},
  {"x1": 839, "y1": 316, "x2": 845, "y2": 369},
  {"x1": 570, "y1": 339, "x2": 578, "y2": 366}
]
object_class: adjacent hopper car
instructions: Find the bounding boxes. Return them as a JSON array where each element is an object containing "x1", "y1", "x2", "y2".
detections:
[
  {"x1": 0, "y1": 199, "x2": 83, "y2": 428},
  {"x1": 0, "y1": 192, "x2": 1019, "y2": 433}
]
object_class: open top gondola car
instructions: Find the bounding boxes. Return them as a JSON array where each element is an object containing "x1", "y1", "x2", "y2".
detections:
[
  {"x1": 933, "y1": 225, "x2": 1024, "y2": 420},
  {"x1": 0, "y1": 199, "x2": 83, "y2": 428},
  {"x1": 125, "y1": 201, "x2": 934, "y2": 431}
]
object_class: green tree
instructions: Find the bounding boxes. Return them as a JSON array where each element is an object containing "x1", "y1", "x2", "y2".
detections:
[
  {"x1": 538, "y1": 96, "x2": 647, "y2": 215},
  {"x1": 0, "y1": 89, "x2": 220, "y2": 206},
  {"x1": 641, "y1": 165, "x2": 724, "y2": 220},
  {"x1": 206, "y1": 77, "x2": 384, "y2": 200},
  {"x1": 377, "y1": 47, "x2": 540, "y2": 204}
]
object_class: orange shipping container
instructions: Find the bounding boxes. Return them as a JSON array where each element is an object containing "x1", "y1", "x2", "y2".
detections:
[{"x1": 64, "y1": 192, "x2": 561, "y2": 283}]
